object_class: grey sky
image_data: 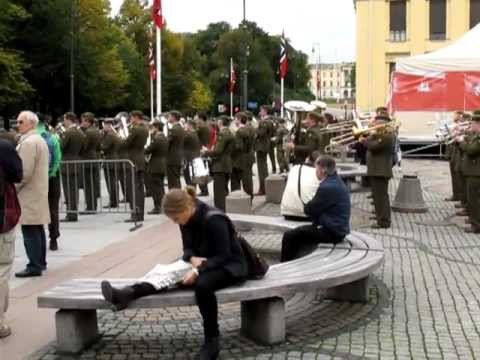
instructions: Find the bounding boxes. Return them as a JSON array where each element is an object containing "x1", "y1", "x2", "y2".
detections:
[{"x1": 110, "y1": 0, "x2": 356, "y2": 64}]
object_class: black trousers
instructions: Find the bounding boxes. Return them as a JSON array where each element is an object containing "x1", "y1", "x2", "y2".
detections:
[
  {"x1": 150, "y1": 173, "x2": 165, "y2": 210},
  {"x1": 21, "y1": 225, "x2": 47, "y2": 273},
  {"x1": 370, "y1": 176, "x2": 391, "y2": 226},
  {"x1": 256, "y1": 151, "x2": 268, "y2": 194},
  {"x1": 167, "y1": 165, "x2": 182, "y2": 190},
  {"x1": 125, "y1": 168, "x2": 145, "y2": 221},
  {"x1": 84, "y1": 163, "x2": 99, "y2": 211},
  {"x1": 231, "y1": 167, "x2": 253, "y2": 197},
  {"x1": 132, "y1": 268, "x2": 238, "y2": 338},
  {"x1": 104, "y1": 166, "x2": 119, "y2": 207},
  {"x1": 61, "y1": 164, "x2": 79, "y2": 220},
  {"x1": 281, "y1": 224, "x2": 343, "y2": 262},
  {"x1": 213, "y1": 172, "x2": 229, "y2": 212},
  {"x1": 268, "y1": 144, "x2": 276, "y2": 173},
  {"x1": 48, "y1": 175, "x2": 61, "y2": 240}
]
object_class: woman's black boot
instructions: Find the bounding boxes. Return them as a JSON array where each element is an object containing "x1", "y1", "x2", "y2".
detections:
[
  {"x1": 101, "y1": 281, "x2": 135, "y2": 311},
  {"x1": 194, "y1": 336, "x2": 220, "y2": 360}
]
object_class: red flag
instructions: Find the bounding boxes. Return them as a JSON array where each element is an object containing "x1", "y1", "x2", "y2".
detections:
[
  {"x1": 152, "y1": 0, "x2": 164, "y2": 29},
  {"x1": 229, "y1": 58, "x2": 236, "y2": 93},
  {"x1": 280, "y1": 32, "x2": 288, "y2": 79},
  {"x1": 148, "y1": 41, "x2": 156, "y2": 80}
]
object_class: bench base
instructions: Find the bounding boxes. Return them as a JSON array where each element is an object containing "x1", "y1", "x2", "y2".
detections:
[
  {"x1": 325, "y1": 276, "x2": 370, "y2": 303},
  {"x1": 56, "y1": 309, "x2": 99, "y2": 354},
  {"x1": 241, "y1": 297, "x2": 285, "y2": 344}
]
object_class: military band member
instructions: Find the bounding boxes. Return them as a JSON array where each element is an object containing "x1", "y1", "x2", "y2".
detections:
[
  {"x1": 459, "y1": 111, "x2": 480, "y2": 233},
  {"x1": 254, "y1": 114, "x2": 271, "y2": 195},
  {"x1": 366, "y1": 115, "x2": 394, "y2": 229},
  {"x1": 202, "y1": 116, "x2": 235, "y2": 211},
  {"x1": 123, "y1": 111, "x2": 149, "y2": 223},
  {"x1": 145, "y1": 121, "x2": 168, "y2": 214},
  {"x1": 166, "y1": 111, "x2": 186, "y2": 189},
  {"x1": 260, "y1": 105, "x2": 277, "y2": 174},
  {"x1": 287, "y1": 112, "x2": 325, "y2": 164},
  {"x1": 196, "y1": 112, "x2": 210, "y2": 196},
  {"x1": 60, "y1": 112, "x2": 85, "y2": 222},
  {"x1": 274, "y1": 118, "x2": 289, "y2": 173},
  {"x1": 183, "y1": 120, "x2": 201, "y2": 186},
  {"x1": 454, "y1": 113, "x2": 471, "y2": 215},
  {"x1": 101, "y1": 118, "x2": 120, "y2": 208},
  {"x1": 80, "y1": 113, "x2": 102, "y2": 213},
  {"x1": 445, "y1": 111, "x2": 464, "y2": 202},
  {"x1": 231, "y1": 113, "x2": 254, "y2": 198}
]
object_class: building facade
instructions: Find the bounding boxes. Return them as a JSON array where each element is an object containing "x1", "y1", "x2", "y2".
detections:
[
  {"x1": 355, "y1": 0, "x2": 480, "y2": 111},
  {"x1": 309, "y1": 62, "x2": 355, "y2": 100}
]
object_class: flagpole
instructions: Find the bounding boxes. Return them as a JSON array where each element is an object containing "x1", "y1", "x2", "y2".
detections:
[
  {"x1": 230, "y1": 58, "x2": 234, "y2": 118},
  {"x1": 281, "y1": 77, "x2": 284, "y2": 117},
  {"x1": 150, "y1": 77, "x2": 154, "y2": 120},
  {"x1": 156, "y1": 26, "x2": 161, "y2": 116}
]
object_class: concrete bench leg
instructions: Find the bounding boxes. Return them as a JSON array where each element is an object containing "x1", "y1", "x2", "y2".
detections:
[
  {"x1": 325, "y1": 277, "x2": 370, "y2": 303},
  {"x1": 241, "y1": 297, "x2": 285, "y2": 345},
  {"x1": 55, "y1": 309, "x2": 99, "y2": 353}
]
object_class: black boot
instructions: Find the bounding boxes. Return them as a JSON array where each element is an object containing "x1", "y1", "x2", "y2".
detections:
[
  {"x1": 101, "y1": 281, "x2": 136, "y2": 311},
  {"x1": 194, "y1": 337, "x2": 220, "y2": 360},
  {"x1": 49, "y1": 238, "x2": 58, "y2": 251}
]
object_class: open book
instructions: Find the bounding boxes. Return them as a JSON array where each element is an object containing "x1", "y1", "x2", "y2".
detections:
[{"x1": 139, "y1": 260, "x2": 193, "y2": 290}]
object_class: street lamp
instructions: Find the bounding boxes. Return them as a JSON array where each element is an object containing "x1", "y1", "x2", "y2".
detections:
[
  {"x1": 312, "y1": 43, "x2": 321, "y2": 101},
  {"x1": 69, "y1": 0, "x2": 76, "y2": 112},
  {"x1": 242, "y1": 0, "x2": 249, "y2": 111}
]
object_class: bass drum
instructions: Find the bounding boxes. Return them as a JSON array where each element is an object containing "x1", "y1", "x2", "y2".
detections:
[
  {"x1": 280, "y1": 164, "x2": 320, "y2": 220},
  {"x1": 189, "y1": 157, "x2": 212, "y2": 185}
]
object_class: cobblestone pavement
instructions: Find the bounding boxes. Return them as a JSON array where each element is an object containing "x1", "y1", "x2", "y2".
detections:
[{"x1": 33, "y1": 160, "x2": 480, "y2": 359}]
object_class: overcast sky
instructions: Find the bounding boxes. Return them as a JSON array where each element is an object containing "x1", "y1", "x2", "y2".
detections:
[{"x1": 110, "y1": 0, "x2": 356, "y2": 64}]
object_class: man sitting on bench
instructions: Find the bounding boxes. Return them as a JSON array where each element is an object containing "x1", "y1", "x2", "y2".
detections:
[{"x1": 281, "y1": 155, "x2": 351, "y2": 262}]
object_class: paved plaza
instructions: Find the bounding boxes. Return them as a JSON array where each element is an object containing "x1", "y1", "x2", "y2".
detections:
[{"x1": 3, "y1": 159, "x2": 480, "y2": 359}]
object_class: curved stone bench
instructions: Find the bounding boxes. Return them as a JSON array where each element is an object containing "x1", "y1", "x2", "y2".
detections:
[{"x1": 37, "y1": 214, "x2": 384, "y2": 353}]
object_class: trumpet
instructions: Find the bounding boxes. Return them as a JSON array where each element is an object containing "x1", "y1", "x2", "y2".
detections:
[
  {"x1": 438, "y1": 121, "x2": 471, "y2": 144},
  {"x1": 114, "y1": 112, "x2": 130, "y2": 139}
]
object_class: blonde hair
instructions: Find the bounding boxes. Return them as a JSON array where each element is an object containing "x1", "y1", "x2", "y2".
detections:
[{"x1": 162, "y1": 186, "x2": 197, "y2": 216}]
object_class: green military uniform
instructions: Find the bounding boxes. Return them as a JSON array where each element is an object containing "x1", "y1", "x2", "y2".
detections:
[
  {"x1": 293, "y1": 124, "x2": 324, "y2": 163},
  {"x1": 81, "y1": 126, "x2": 102, "y2": 212},
  {"x1": 460, "y1": 131, "x2": 480, "y2": 231},
  {"x1": 366, "y1": 129, "x2": 395, "y2": 228},
  {"x1": 101, "y1": 130, "x2": 121, "y2": 207},
  {"x1": 196, "y1": 121, "x2": 210, "y2": 195},
  {"x1": 231, "y1": 126, "x2": 254, "y2": 197},
  {"x1": 166, "y1": 122, "x2": 186, "y2": 189},
  {"x1": 274, "y1": 126, "x2": 289, "y2": 173},
  {"x1": 183, "y1": 130, "x2": 201, "y2": 186},
  {"x1": 123, "y1": 123, "x2": 149, "y2": 221},
  {"x1": 204, "y1": 128, "x2": 235, "y2": 211},
  {"x1": 60, "y1": 126, "x2": 85, "y2": 221},
  {"x1": 146, "y1": 132, "x2": 168, "y2": 213},
  {"x1": 267, "y1": 118, "x2": 277, "y2": 173},
  {"x1": 117, "y1": 136, "x2": 129, "y2": 202},
  {"x1": 255, "y1": 119, "x2": 271, "y2": 194},
  {"x1": 452, "y1": 140, "x2": 468, "y2": 206}
]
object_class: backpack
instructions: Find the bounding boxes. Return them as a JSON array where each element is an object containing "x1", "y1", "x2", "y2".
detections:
[
  {"x1": 40, "y1": 131, "x2": 58, "y2": 177},
  {"x1": 204, "y1": 210, "x2": 269, "y2": 280},
  {"x1": 0, "y1": 165, "x2": 21, "y2": 233}
]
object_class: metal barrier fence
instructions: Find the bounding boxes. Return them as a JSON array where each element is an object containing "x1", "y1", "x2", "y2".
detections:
[{"x1": 59, "y1": 159, "x2": 142, "y2": 231}]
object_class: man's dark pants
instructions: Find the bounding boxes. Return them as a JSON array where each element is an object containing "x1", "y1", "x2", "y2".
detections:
[
  {"x1": 48, "y1": 175, "x2": 61, "y2": 241},
  {"x1": 256, "y1": 151, "x2": 268, "y2": 194},
  {"x1": 125, "y1": 168, "x2": 145, "y2": 221},
  {"x1": 84, "y1": 164, "x2": 99, "y2": 211},
  {"x1": 167, "y1": 165, "x2": 182, "y2": 189},
  {"x1": 21, "y1": 225, "x2": 47, "y2": 273},
  {"x1": 268, "y1": 145, "x2": 276, "y2": 173},
  {"x1": 231, "y1": 167, "x2": 253, "y2": 197},
  {"x1": 281, "y1": 225, "x2": 342, "y2": 262},
  {"x1": 150, "y1": 173, "x2": 165, "y2": 210},
  {"x1": 104, "y1": 166, "x2": 119, "y2": 207},
  {"x1": 213, "y1": 172, "x2": 229, "y2": 212},
  {"x1": 61, "y1": 164, "x2": 78, "y2": 221},
  {"x1": 370, "y1": 176, "x2": 391, "y2": 227}
]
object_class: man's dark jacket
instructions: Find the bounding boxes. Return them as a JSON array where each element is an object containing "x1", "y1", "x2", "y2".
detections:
[
  {"x1": 304, "y1": 173, "x2": 351, "y2": 239},
  {"x1": 0, "y1": 139, "x2": 23, "y2": 232},
  {"x1": 180, "y1": 200, "x2": 247, "y2": 279}
]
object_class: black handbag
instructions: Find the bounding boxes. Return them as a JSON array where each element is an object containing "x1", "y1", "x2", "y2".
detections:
[{"x1": 205, "y1": 210, "x2": 269, "y2": 280}]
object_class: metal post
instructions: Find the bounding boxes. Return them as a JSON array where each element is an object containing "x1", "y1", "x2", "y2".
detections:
[
  {"x1": 243, "y1": 0, "x2": 246, "y2": 22},
  {"x1": 243, "y1": 46, "x2": 249, "y2": 111},
  {"x1": 69, "y1": 0, "x2": 75, "y2": 112}
]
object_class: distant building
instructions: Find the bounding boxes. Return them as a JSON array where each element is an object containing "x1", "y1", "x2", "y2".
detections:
[
  {"x1": 354, "y1": 0, "x2": 480, "y2": 111},
  {"x1": 309, "y1": 62, "x2": 354, "y2": 100}
]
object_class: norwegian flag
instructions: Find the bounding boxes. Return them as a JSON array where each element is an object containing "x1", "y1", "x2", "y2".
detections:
[
  {"x1": 229, "y1": 58, "x2": 236, "y2": 93},
  {"x1": 152, "y1": 0, "x2": 165, "y2": 29},
  {"x1": 279, "y1": 32, "x2": 288, "y2": 79},
  {"x1": 148, "y1": 41, "x2": 156, "y2": 80}
]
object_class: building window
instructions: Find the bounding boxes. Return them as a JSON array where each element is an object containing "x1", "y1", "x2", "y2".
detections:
[
  {"x1": 323, "y1": 81, "x2": 326, "y2": 87},
  {"x1": 330, "y1": 81, "x2": 333, "y2": 87},
  {"x1": 471, "y1": 0, "x2": 480, "y2": 28},
  {"x1": 430, "y1": 0, "x2": 446, "y2": 40},
  {"x1": 389, "y1": 0, "x2": 407, "y2": 42}
]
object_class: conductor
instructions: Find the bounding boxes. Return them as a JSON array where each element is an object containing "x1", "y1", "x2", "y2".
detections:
[{"x1": 280, "y1": 155, "x2": 351, "y2": 262}]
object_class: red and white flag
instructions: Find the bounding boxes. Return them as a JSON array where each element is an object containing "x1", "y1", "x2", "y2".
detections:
[
  {"x1": 148, "y1": 41, "x2": 156, "y2": 80},
  {"x1": 229, "y1": 58, "x2": 236, "y2": 93},
  {"x1": 280, "y1": 31, "x2": 288, "y2": 79},
  {"x1": 152, "y1": 0, "x2": 165, "y2": 29}
]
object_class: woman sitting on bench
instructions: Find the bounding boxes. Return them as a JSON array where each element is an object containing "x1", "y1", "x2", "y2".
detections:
[{"x1": 101, "y1": 187, "x2": 248, "y2": 360}]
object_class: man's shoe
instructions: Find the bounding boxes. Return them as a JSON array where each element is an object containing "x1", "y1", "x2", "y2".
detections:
[
  {"x1": 15, "y1": 269, "x2": 42, "y2": 278},
  {"x1": 445, "y1": 196, "x2": 457, "y2": 201},
  {"x1": 371, "y1": 223, "x2": 390, "y2": 229},
  {"x1": 147, "y1": 208, "x2": 161, "y2": 215},
  {"x1": 194, "y1": 337, "x2": 220, "y2": 360},
  {"x1": 367, "y1": 194, "x2": 373, "y2": 199},
  {"x1": 79, "y1": 211, "x2": 96, "y2": 215},
  {"x1": 0, "y1": 325, "x2": 11, "y2": 339},
  {"x1": 101, "y1": 281, "x2": 135, "y2": 311},
  {"x1": 465, "y1": 227, "x2": 480, "y2": 234},
  {"x1": 49, "y1": 238, "x2": 58, "y2": 251},
  {"x1": 455, "y1": 203, "x2": 466, "y2": 209},
  {"x1": 103, "y1": 204, "x2": 118, "y2": 209},
  {"x1": 60, "y1": 217, "x2": 77, "y2": 223},
  {"x1": 198, "y1": 192, "x2": 209, "y2": 197},
  {"x1": 456, "y1": 210, "x2": 468, "y2": 216},
  {"x1": 465, "y1": 218, "x2": 472, "y2": 225},
  {"x1": 124, "y1": 218, "x2": 143, "y2": 223},
  {"x1": 369, "y1": 216, "x2": 377, "y2": 220}
]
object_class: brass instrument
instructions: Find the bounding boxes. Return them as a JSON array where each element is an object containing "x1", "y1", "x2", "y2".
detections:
[
  {"x1": 436, "y1": 121, "x2": 471, "y2": 144},
  {"x1": 284, "y1": 101, "x2": 316, "y2": 162},
  {"x1": 55, "y1": 123, "x2": 66, "y2": 137},
  {"x1": 114, "y1": 112, "x2": 130, "y2": 139}
]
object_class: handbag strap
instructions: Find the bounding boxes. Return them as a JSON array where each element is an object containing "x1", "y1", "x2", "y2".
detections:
[{"x1": 297, "y1": 164, "x2": 306, "y2": 206}]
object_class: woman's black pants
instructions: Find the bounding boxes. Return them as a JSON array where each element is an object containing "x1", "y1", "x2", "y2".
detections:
[{"x1": 131, "y1": 268, "x2": 237, "y2": 338}]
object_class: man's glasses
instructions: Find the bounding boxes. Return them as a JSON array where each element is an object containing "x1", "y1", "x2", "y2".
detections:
[{"x1": 16, "y1": 120, "x2": 24, "y2": 125}]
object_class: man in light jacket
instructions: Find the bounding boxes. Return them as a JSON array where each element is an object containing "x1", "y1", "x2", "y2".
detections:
[{"x1": 14, "y1": 111, "x2": 51, "y2": 277}]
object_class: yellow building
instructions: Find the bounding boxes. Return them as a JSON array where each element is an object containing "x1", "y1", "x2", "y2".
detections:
[{"x1": 355, "y1": 0, "x2": 480, "y2": 111}]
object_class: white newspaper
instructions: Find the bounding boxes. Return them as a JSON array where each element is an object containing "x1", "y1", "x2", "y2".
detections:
[{"x1": 139, "y1": 260, "x2": 193, "y2": 290}]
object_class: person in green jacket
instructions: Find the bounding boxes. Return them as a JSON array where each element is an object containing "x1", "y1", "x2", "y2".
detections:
[
  {"x1": 145, "y1": 121, "x2": 168, "y2": 214},
  {"x1": 273, "y1": 118, "x2": 289, "y2": 173},
  {"x1": 166, "y1": 111, "x2": 186, "y2": 190},
  {"x1": 196, "y1": 112, "x2": 210, "y2": 196},
  {"x1": 202, "y1": 116, "x2": 235, "y2": 211},
  {"x1": 183, "y1": 120, "x2": 201, "y2": 187},
  {"x1": 231, "y1": 112, "x2": 253, "y2": 198},
  {"x1": 459, "y1": 112, "x2": 480, "y2": 233},
  {"x1": 366, "y1": 115, "x2": 395, "y2": 229},
  {"x1": 254, "y1": 115, "x2": 271, "y2": 195},
  {"x1": 287, "y1": 112, "x2": 325, "y2": 164},
  {"x1": 101, "y1": 118, "x2": 120, "y2": 208}
]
